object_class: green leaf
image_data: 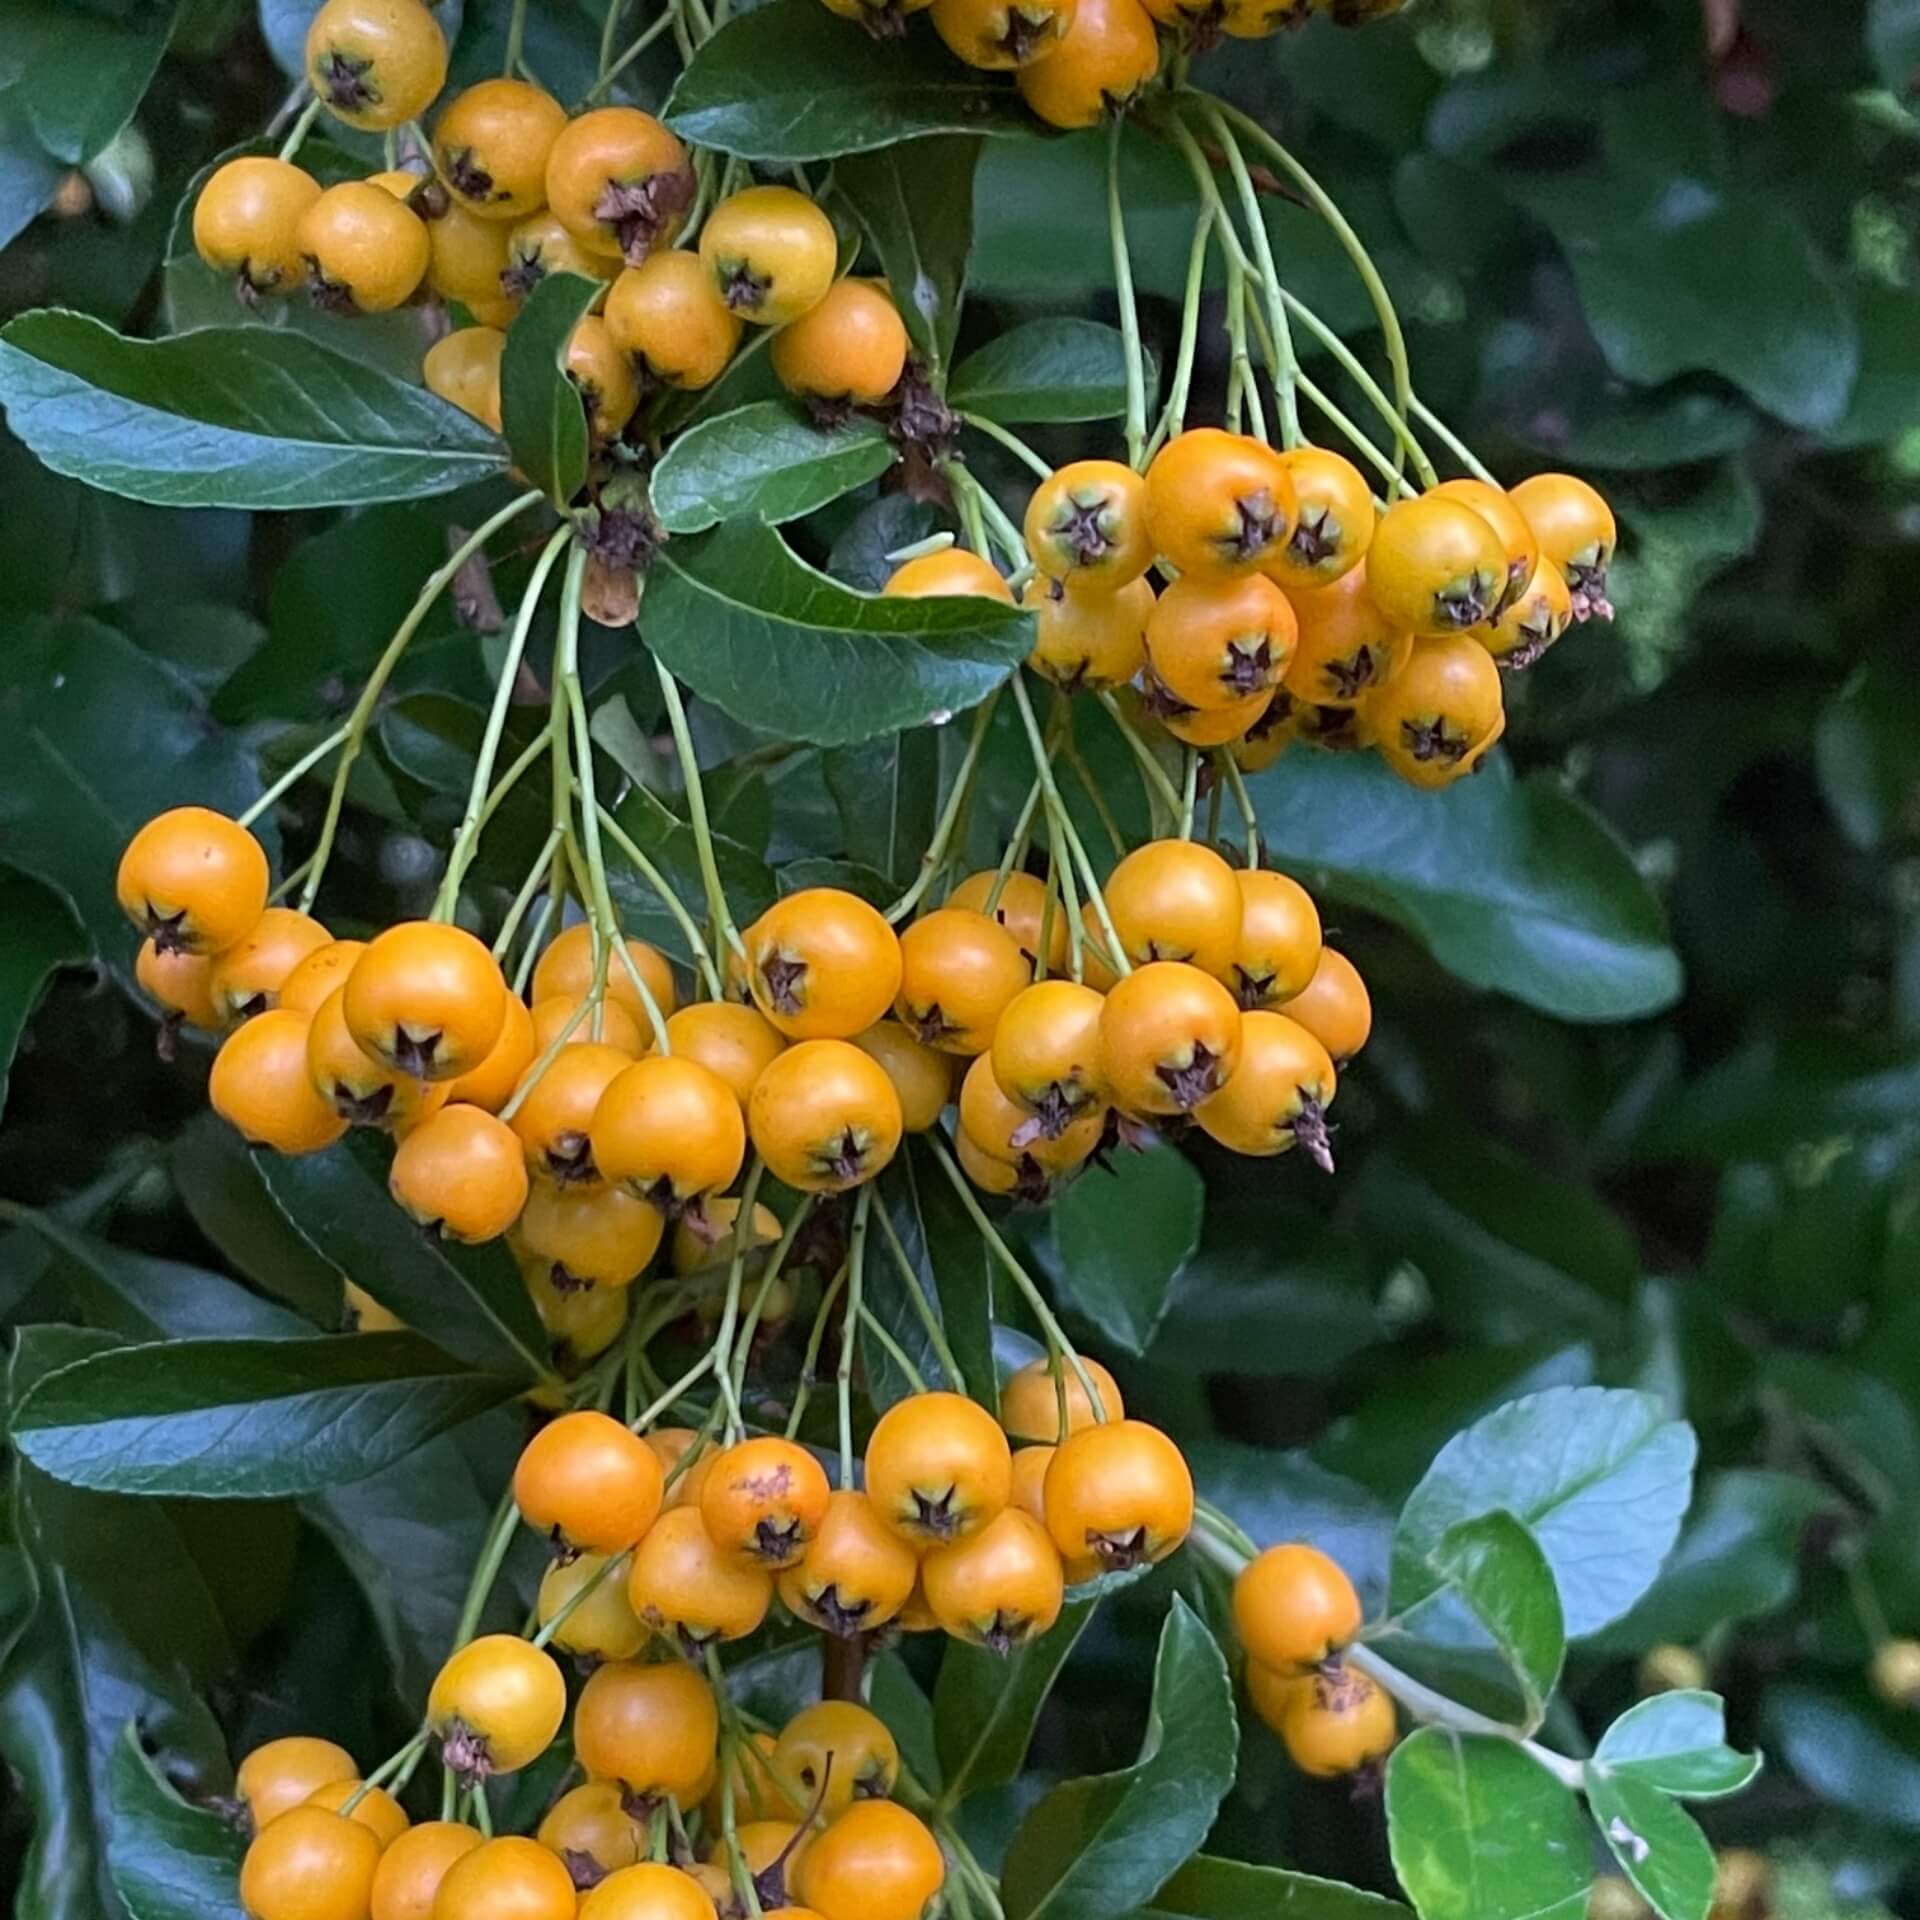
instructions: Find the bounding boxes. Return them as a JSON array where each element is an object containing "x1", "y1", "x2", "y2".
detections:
[
  {"x1": 605, "y1": 781, "x2": 778, "y2": 964},
  {"x1": 0, "y1": 107, "x2": 64, "y2": 252},
  {"x1": 0, "y1": 615, "x2": 269, "y2": 982},
  {"x1": 1250, "y1": 752, "x2": 1680, "y2": 1023},
  {"x1": 257, "y1": 1131, "x2": 557, "y2": 1384},
  {"x1": 1595, "y1": 1693, "x2": 1760, "y2": 1801},
  {"x1": 1032, "y1": 1140, "x2": 1203, "y2": 1358},
  {"x1": 1521, "y1": 188, "x2": 1857, "y2": 430},
  {"x1": 1763, "y1": 1684, "x2": 1920, "y2": 1831},
  {"x1": 934, "y1": 1597, "x2": 1097, "y2": 1803},
  {"x1": 1586, "y1": 1768, "x2": 1715, "y2": 1920},
  {"x1": 822, "y1": 731, "x2": 938, "y2": 892},
  {"x1": 950, "y1": 319, "x2": 1154, "y2": 425},
  {"x1": 1346, "y1": 1127, "x2": 1635, "y2": 1346},
  {"x1": 1384, "y1": 1730, "x2": 1591, "y2": 1920},
  {"x1": 1143, "y1": 1855, "x2": 1411, "y2": 1920},
  {"x1": 0, "y1": 867, "x2": 82, "y2": 1117},
  {"x1": 12, "y1": 1332, "x2": 518, "y2": 1497},
  {"x1": 664, "y1": 0, "x2": 1032, "y2": 160},
  {"x1": 1869, "y1": 0, "x2": 1920, "y2": 101},
  {"x1": 879, "y1": 1144, "x2": 996, "y2": 1411},
  {"x1": 1392, "y1": 1386, "x2": 1696, "y2": 1638},
  {"x1": 1583, "y1": 1470, "x2": 1828, "y2": 1655},
  {"x1": 12, "y1": 1, "x2": 180, "y2": 164},
  {"x1": 499, "y1": 272, "x2": 600, "y2": 508},
  {"x1": 643, "y1": 522, "x2": 1031, "y2": 747},
  {"x1": 836, "y1": 138, "x2": 977, "y2": 374},
  {"x1": 1000, "y1": 1597, "x2": 1236, "y2": 1920},
  {"x1": 108, "y1": 1726, "x2": 245, "y2": 1920},
  {"x1": 1425, "y1": 1513, "x2": 1564, "y2": 1727},
  {"x1": 1814, "y1": 658, "x2": 1918, "y2": 852},
  {"x1": 651, "y1": 401, "x2": 895, "y2": 535},
  {"x1": 0, "y1": 310, "x2": 508, "y2": 508},
  {"x1": 2, "y1": 1206, "x2": 309, "y2": 1343}
]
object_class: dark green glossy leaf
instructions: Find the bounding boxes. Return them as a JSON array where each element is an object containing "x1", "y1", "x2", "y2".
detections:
[
  {"x1": 1595, "y1": 1693, "x2": 1760, "y2": 1801},
  {"x1": 826, "y1": 493, "x2": 945, "y2": 594},
  {"x1": 644, "y1": 521, "x2": 1031, "y2": 747},
  {"x1": 0, "y1": 105, "x2": 64, "y2": 252},
  {"x1": 0, "y1": 311, "x2": 508, "y2": 507},
  {"x1": 500, "y1": 272, "x2": 600, "y2": 508},
  {"x1": 257, "y1": 1131, "x2": 556, "y2": 1384},
  {"x1": 836, "y1": 138, "x2": 977, "y2": 373},
  {"x1": 1425, "y1": 1512, "x2": 1564, "y2": 1727},
  {"x1": 876, "y1": 1145, "x2": 994, "y2": 1409},
  {"x1": 1001, "y1": 1597, "x2": 1236, "y2": 1920},
  {"x1": 0, "y1": 615, "x2": 269, "y2": 983},
  {"x1": 651, "y1": 401, "x2": 894, "y2": 535},
  {"x1": 1762, "y1": 1684, "x2": 1920, "y2": 1831},
  {"x1": 0, "y1": 867, "x2": 82, "y2": 1117},
  {"x1": 2, "y1": 1205, "x2": 308, "y2": 1342},
  {"x1": 1586, "y1": 1767, "x2": 1714, "y2": 1920},
  {"x1": 950, "y1": 319, "x2": 1152, "y2": 425},
  {"x1": 12, "y1": 1332, "x2": 517, "y2": 1497},
  {"x1": 822, "y1": 731, "x2": 938, "y2": 891},
  {"x1": 868, "y1": 1650, "x2": 941, "y2": 1793},
  {"x1": 1815, "y1": 658, "x2": 1918, "y2": 852},
  {"x1": 664, "y1": 0, "x2": 1032, "y2": 160},
  {"x1": 107, "y1": 1726, "x2": 245, "y2": 1920},
  {"x1": 1034, "y1": 1141, "x2": 1203, "y2": 1358},
  {"x1": 1392, "y1": 1385, "x2": 1696, "y2": 1638},
  {"x1": 13, "y1": 1, "x2": 179, "y2": 164},
  {"x1": 1143, "y1": 1855, "x2": 1411, "y2": 1920},
  {"x1": 1384, "y1": 1730, "x2": 1590, "y2": 1920},
  {"x1": 1250, "y1": 753, "x2": 1680, "y2": 1023},
  {"x1": 934, "y1": 1597, "x2": 1098, "y2": 1803},
  {"x1": 1584, "y1": 1471, "x2": 1828, "y2": 1655}
]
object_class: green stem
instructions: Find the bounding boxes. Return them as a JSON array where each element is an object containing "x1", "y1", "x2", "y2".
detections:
[
  {"x1": 728, "y1": 1195, "x2": 815, "y2": 1406},
  {"x1": 785, "y1": 1261, "x2": 849, "y2": 1440},
  {"x1": 1216, "y1": 752, "x2": 1260, "y2": 868},
  {"x1": 531, "y1": 1548, "x2": 630, "y2": 1649},
  {"x1": 1145, "y1": 206, "x2": 1213, "y2": 463},
  {"x1": 492, "y1": 825, "x2": 566, "y2": 962},
  {"x1": 594, "y1": 0, "x2": 623, "y2": 78},
  {"x1": 339, "y1": 1729, "x2": 430, "y2": 1815},
  {"x1": 1107, "y1": 117, "x2": 1148, "y2": 470},
  {"x1": 858, "y1": 1303, "x2": 928, "y2": 1395},
  {"x1": 586, "y1": 5, "x2": 684, "y2": 103},
  {"x1": 1408, "y1": 394, "x2": 1499, "y2": 487},
  {"x1": 450, "y1": 1491, "x2": 521, "y2": 1650},
  {"x1": 884, "y1": 691, "x2": 1000, "y2": 924},
  {"x1": 958, "y1": 412, "x2": 1053, "y2": 482},
  {"x1": 1278, "y1": 288, "x2": 1427, "y2": 489},
  {"x1": 1060, "y1": 726, "x2": 1129, "y2": 862},
  {"x1": 436, "y1": 524, "x2": 570, "y2": 920},
  {"x1": 239, "y1": 722, "x2": 350, "y2": 830},
  {"x1": 628, "y1": 1347, "x2": 716, "y2": 1435},
  {"x1": 594, "y1": 801, "x2": 725, "y2": 1000},
  {"x1": 1204, "y1": 110, "x2": 1301, "y2": 449},
  {"x1": 870, "y1": 1202, "x2": 967, "y2": 1397},
  {"x1": 1094, "y1": 690, "x2": 1186, "y2": 823},
  {"x1": 707, "y1": 1157, "x2": 766, "y2": 1439},
  {"x1": 276, "y1": 94, "x2": 322, "y2": 164},
  {"x1": 836, "y1": 1186, "x2": 873, "y2": 1487},
  {"x1": 925, "y1": 1132, "x2": 1106, "y2": 1417},
  {"x1": 655, "y1": 662, "x2": 744, "y2": 965},
  {"x1": 1204, "y1": 96, "x2": 1436, "y2": 490},
  {"x1": 299, "y1": 490, "x2": 544, "y2": 915}
]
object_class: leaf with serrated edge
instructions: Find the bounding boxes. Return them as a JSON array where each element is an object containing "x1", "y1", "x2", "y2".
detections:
[
  {"x1": 643, "y1": 522, "x2": 1031, "y2": 747},
  {"x1": 1000, "y1": 1598, "x2": 1236, "y2": 1920},
  {"x1": 1391, "y1": 1385, "x2": 1697, "y2": 1637},
  {"x1": 665, "y1": 0, "x2": 1032, "y2": 161},
  {"x1": 651, "y1": 401, "x2": 893, "y2": 535},
  {"x1": 1385, "y1": 1729, "x2": 1591, "y2": 1920},
  {"x1": 1594, "y1": 1692, "x2": 1761, "y2": 1800},
  {"x1": 0, "y1": 310, "x2": 506, "y2": 508},
  {"x1": 11, "y1": 1333, "x2": 518, "y2": 1497},
  {"x1": 1588, "y1": 1766, "x2": 1716, "y2": 1920}
]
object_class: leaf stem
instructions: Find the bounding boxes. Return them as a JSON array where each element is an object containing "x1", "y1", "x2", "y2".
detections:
[
  {"x1": 298, "y1": 491, "x2": 544, "y2": 916},
  {"x1": 924, "y1": 1131, "x2": 1106, "y2": 1417},
  {"x1": 435, "y1": 524, "x2": 571, "y2": 920},
  {"x1": 654, "y1": 662, "x2": 744, "y2": 966},
  {"x1": 884, "y1": 691, "x2": 1000, "y2": 924},
  {"x1": 1107, "y1": 117, "x2": 1148, "y2": 470}
]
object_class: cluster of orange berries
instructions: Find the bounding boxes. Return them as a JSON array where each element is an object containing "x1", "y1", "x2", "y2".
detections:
[
  {"x1": 819, "y1": 0, "x2": 1406, "y2": 132},
  {"x1": 234, "y1": 1693, "x2": 942, "y2": 1920},
  {"x1": 192, "y1": 0, "x2": 910, "y2": 438},
  {"x1": 924, "y1": 433, "x2": 1615, "y2": 791},
  {"x1": 1229, "y1": 1541, "x2": 1396, "y2": 1779}
]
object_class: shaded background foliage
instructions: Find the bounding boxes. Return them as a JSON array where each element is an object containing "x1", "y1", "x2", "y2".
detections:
[{"x1": 1, "y1": 0, "x2": 1920, "y2": 1915}]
